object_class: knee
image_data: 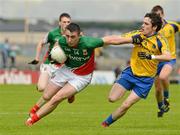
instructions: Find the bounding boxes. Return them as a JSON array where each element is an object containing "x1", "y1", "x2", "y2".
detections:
[
  {"x1": 37, "y1": 85, "x2": 45, "y2": 92},
  {"x1": 108, "y1": 96, "x2": 117, "y2": 103},
  {"x1": 43, "y1": 92, "x2": 52, "y2": 101},
  {"x1": 159, "y1": 75, "x2": 167, "y2": 81}
]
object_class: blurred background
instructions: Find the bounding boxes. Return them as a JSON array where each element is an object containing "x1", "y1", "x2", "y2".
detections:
[{"x1": 0, "y1": 0, "x2": 180, "y2": 84}]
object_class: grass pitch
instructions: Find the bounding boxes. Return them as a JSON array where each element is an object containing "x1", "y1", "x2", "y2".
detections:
[{"x1": 0, "y1": 84, "x2": 180, "y2": 135}]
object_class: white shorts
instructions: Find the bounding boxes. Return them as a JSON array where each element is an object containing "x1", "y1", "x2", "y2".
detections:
[
  {"x1": 40, "y1": 63, "x2": 60, "y2": 77},
  {"x1": 50, "y1": 65, "x2": 93, "y2": 92}
]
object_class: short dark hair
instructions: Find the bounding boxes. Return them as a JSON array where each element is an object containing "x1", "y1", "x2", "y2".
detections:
[
  {"x1": 66, "y1": 23, "x2": 81, "y2": 35},
  {"x1": 59, "y1": 13, "x2": 71, "y2": 21},
  {"x1": 144, "y1": 13, "x2": 162, "y2": 32},
  {"x1": 151, "y1": 5, "x2": 164, "y2": 14}
]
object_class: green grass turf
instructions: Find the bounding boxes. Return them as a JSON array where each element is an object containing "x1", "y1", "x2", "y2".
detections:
[{"x1": 0, "y1": 84, "x2": 180, "y2": 135}]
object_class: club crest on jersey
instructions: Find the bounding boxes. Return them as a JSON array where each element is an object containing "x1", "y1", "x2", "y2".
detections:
[
  {"x1": 83, "y1": 49, "x2": 88, "y2": 55},
  {"x1": 152, "y1": 44, "x2": 156, "y2": 49}
]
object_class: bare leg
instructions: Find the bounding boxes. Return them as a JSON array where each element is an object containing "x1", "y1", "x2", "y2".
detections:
[
  {"x1": 102, "y1": 90, "x2": 141, "y2": 127},
  {"x1": 112, "y1": 91, "x2": 141, "y2": 120},
  {"x1": 159, "y1": 64, "x2": 173, "y2": 100},
  {"x1": 154, "y1": 77, "x2": 163, "y2": 104},
  {"x1": 155, "y1": 64, "x2": 172, "y2": 117},
  {"x1": 26, "y1": 82, "x2": 77, "y2": 126},
  {"x1": 29, "y1": 80, "x2": 61, "y2": 115},
  {"x1": 37, "y1": 72, "x2": 49, "y2": 92},
  {"x1": 37, "y1": 83, "x2": 77, "y2": 118},
  {"x1": 108, "y1": 83, "x2": 126, "y2": 103}
]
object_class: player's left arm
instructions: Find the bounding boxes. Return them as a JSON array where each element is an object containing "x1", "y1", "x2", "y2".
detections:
[
  {"x1": 138, "y1": 51, "x2": 171, "y2": 61},
  {"x1": 138, "y1": 37, "x2": 171, "y2": 61},
  {"x1": 156, "y1": 38, "x2": 172, "y2": 61},
  {"x1": 152, "y1": 51, "x2": 171, "y2": 61}
]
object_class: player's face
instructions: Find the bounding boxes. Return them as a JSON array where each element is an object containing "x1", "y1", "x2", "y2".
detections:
[
  {"x1": 65, "y1": 30, "x2": 80, "y2": 47},
  {"x1": 140, "y1": 17, "x2": 157, "y2": 36},
  {"x1": 59, "y1": 17, "x2": 71, "y2": 32}
]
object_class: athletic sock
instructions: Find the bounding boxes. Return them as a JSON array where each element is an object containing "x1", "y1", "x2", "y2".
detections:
[
  {"x1": 103, "y1": 114, "x2": 116, "y2": 126},
  {"x1": 164, "y1": 90, "x2": 169, "y2": 99},
  {"x1": 31, "y1": 113, "x2": 40, "y2": 124},
  {"x1": 30, "y1": 104, "x2": 40, "y2": 114}
]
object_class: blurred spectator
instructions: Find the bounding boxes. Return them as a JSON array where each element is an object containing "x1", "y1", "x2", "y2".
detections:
[
  {"x1": 9, "y1": 43, "x2": 18, "y2": 68},
  {"x1": 0, "y1": 38, "x2": 10, "y2": 68}
]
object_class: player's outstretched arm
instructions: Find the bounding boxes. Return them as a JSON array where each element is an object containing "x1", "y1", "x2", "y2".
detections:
[{"x1": 102, "y1": 34, "x2": 143, "y2": 46}]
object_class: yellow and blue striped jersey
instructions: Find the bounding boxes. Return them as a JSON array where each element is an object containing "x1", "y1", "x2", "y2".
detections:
[
  {"x1": 122, "y1": 30, "x2": 169, "y2": 77},
  {"x1": 158, "y1": 20, "x2": 180, "y2": 59}
]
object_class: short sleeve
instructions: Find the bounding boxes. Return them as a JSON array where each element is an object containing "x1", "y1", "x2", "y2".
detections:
[
  {"x1": 81, "y1": 37, "x2": 104, "y2": 48},
  {"x1": 121, "y1": 30, "x2": 140, "y2": 38}
]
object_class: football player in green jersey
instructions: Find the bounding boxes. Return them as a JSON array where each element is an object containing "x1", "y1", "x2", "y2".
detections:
[
  {"x1": 25, "y1": 22, "x2": 144, "y2": 126},
  {"x1": 151, "y1": 5, "x2": 180, "y2": 117},
  {"x1": 28, "y1": 13, "x2": 74, "y2": 117}
]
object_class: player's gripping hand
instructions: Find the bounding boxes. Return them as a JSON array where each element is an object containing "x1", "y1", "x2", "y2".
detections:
[
  {"x1": 138, "y1": 52, "x2": 155, "y2": 60},
  {"x1": 28, "y1": 59, "x2": 39, "y2": 65},
  {"x1": 132, "y1": 34, "x2": 144, "y2": 44},
  {"x1": 48, "y1": 54, "x2": 59, "y2": 64}
]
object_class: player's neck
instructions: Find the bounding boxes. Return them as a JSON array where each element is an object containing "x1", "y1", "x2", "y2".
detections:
[
  {"x1": 145, "y1": 31, "x2": 157, "y2": 38},
  {"x1": 162, "y1": 19, "x2": 167, "y2": 28}
]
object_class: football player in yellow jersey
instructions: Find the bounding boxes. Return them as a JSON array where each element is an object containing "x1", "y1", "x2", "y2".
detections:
[
  {"x1": 151, "y1": 5, "x2": 180, "y2": 117},
  {"x1": 102, "y1": 13, "x2": 171, "y2": 127}
]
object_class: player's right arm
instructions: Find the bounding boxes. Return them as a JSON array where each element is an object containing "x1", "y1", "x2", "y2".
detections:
[{"x1": 102, "y1": 34, "x2": 144, "y2": 46}]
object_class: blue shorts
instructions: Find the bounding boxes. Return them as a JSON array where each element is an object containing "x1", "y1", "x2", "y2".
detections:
[
  {"x1": 156, "y1": 59, "x2": 176, "y2": 76},
  {"x1": 115, "y1": 67, "x2": 154, "y2": 99}
]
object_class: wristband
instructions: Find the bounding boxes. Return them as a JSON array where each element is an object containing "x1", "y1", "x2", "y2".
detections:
[{"x1": 151, "y1": 55, "x2": 156, "y2": 59}]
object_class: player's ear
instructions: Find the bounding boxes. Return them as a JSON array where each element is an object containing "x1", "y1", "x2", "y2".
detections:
[{"x1": 153, "y1": 26, "x2": 158, "y2": 32}]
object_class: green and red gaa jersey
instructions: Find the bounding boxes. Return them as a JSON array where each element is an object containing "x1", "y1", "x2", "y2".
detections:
[
  {"x1": 43, "y1": 27, "x2": 62, "y2": 64},
  {"x1": 58, "y1": 36, "x2": 104, "y2": 75}
]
